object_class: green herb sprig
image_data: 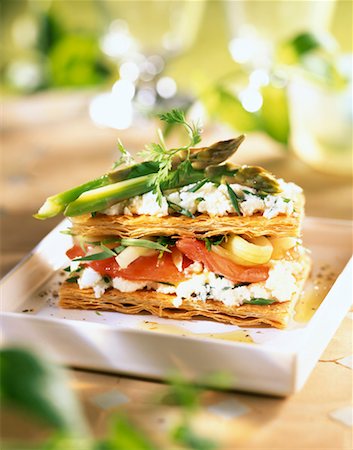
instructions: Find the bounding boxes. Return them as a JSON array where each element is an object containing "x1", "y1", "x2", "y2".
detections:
[
  {"x1": 244, "y1": 298, "x2": 277, "y2": 305},
  {"x1": 140, "y1": 109, "x2": 202, "y2": 205},
  {"x1": 226, "y1": 183, "x2": 242, "y2": 216}
]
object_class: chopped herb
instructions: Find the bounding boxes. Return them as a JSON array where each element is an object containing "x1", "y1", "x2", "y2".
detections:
[
  {"x1": 204, "y1": 237, "x2": 212, "y2": 251},
  {"x1": 283, "y1": 198, "x2": 291, "y2": 203},
  {"x1": 157, "y1": 236, "x2": 177, "y2": 247},
  {"x1": 203, "y1": 235, "x2": 225, "y2": 251},
  {"x1": 120, "y1": 238, "x2": 172, "y2": 253},
  {"x1": 60, "y1": 229, "x2": 76, "y2": 236},
  {"x1": 242, "y1": 189, "x2": 253, "y2": 196},
  {"x1": 168, "y1": 201, "x2": 194, "y2": 218},
  {"x1": 99, "y1": 244, "x2": 118, "y2": 257},
  {"x1": 95, "y1": 311, "x2": 103, "y2": 315},
  {"x1": 111, "y1": 138, "x2": 134, "y2": 169},
  {"x1": 140, "y1": 109, "x2": 202, "y2": 205},
  {"x1": 66, "y1": 276, "x2": 79, "y2": 283},
  {"x1": 63, "y1": 266, "x2": 71, "y2": 272},
  {"x1": 156, "y1": 281, "x2": 175, "y2": 286},
  {"x1": 195, "y1": 197, "x2": 205, "y2": 203},
  {"x1": 91, "y1": 212, "x2": 97, "y2": 218},
  {"x1": 103, "y1": 276, "x2": 111, "y2": 283},
  {"x1": 226, "y1": 183, "x2": 242, "y2": 216},
  {"x1": 244, "y1": 298, "x2": 276, "y2": 305},
  {"x1": 223, "y1": 282, "x2": 249, "y2": 290},
  {"x1": 158, "y1": 109, "x2": 202, "y2": 147},
  {"x1": 113, "y1": 245, "x2": 126, "y2": 254},
  {"x1": 73, "y1": 251, "x2": 115, "y2": 262},
  {"x1": 187, "y1": 178, "x2": 208, "y2": 192}
]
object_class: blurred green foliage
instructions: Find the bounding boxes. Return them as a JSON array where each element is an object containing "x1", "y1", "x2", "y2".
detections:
[
  {"x1": 0, "y1": 347, "x2": 220, "y2": 450},
  {"x1": 49, "y1": 34, "x2": 110, "y2": 87},
  {"x1": 0, "y1": 0, "x2": 350, "y2": 147}
]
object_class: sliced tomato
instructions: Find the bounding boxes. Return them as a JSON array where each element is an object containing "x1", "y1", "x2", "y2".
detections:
[
  {"x1": 66, "y1": 245, "x2": 85, "y2": 260},
  {"x1": 65, "y1": 245, "x2": 190, "y2": 284},
  {"x1": 176, "y1": 238, "x2": 269, "y2": 283},
  {"x1": 117, "y1": 251, "x2": 190, "y2": 283}
]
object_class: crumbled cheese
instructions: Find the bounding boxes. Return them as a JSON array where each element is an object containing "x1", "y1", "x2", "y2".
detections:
[
  {"x1": 156, "y1": 284, "x2": 177, "y2": 295},
  {"x1": 112, "y1": 277, "x2": 148, "y2": 292},
  {"x1": 263, "y1": 196, "x2": 293, "y2": 219},
  {"x1": 184, "y1": 261, "x2": 203, "y2": 276},
  {"x1": 70, "y1": 260, "x2": 81, "y2": 272},
  {"x1": 78, "y1": 267, "x2": 102, "y2": 289},
  {"x1": 264, "y1": 260, "x2": 302, "y2": 301},
  {"x1": 240, "y1": 194, "x2": 265, "y2": 216},
  {"x1": 78, "y1": 267, "x2": 109, "y2": 299},
  {"x1": 278, "y1": 179, "x2": 303, "y2": 200},
  {"x1": 175, "y1": 273, "x2": 210, "y2": 304},
  {"x1": 101, "y1": 180, "x2": 301, "y2": 219},
  {"x1": 93, "y1": 281, "x2": 108, "y2": 298},
  {"x1": 128, "y1": 191, "x2": 169, "y2": 217},
  {"x1": 102, "y1": 202, "x2": 126, "y2": 216},
  {"x1": 74, "y1": 256, "x2": 303, "y2": 305}
]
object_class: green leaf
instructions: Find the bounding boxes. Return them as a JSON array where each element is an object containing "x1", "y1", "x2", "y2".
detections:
[
  {"x1": 288, "y1": 32, "x2": 323, "y2": 58},
  {"x1": 172, "y1": 422, "x2": 216, "y2": 450},
  {"x1": 111, "y1": 139, "x2": 134, "y2": 170},
  {"x1": 244, "y1": 298, "x2": 276, "y2": 305},
  {"x1": 60, "y1": 229, "x2": 76, "y2": 236},
  {"x1": 226, "y1": 183, "x2": 241, "y2": 216},
  {"x1": 66, "y1": 276, "x2": 79, "y2": 283},
  {"x1": 260, "y1": 85, "x2": 290, "y2": 145},
  {"x1": 187, "y1": 179, "x2": 208, "y2": 192},
  {"x1": 158, "y1": 109, "x2": 186, "y2": 124},
  {"x1": 0, "y1": 348, "x2": 88, "y2": 435},
  {"x1": 167, "y1": 201, "x2": 194, "y2": 218},
  {"x1": 97, "y1": 415, "x2": 156, "y2": 450},
  {"x1": 202, "y1": 85, "x2": 258, "y2": 132},
  {"x1": 99, "y1": 244, "x2": 118, "y2": 257},
  {"x1": 120, "y1": 238, "x2": 172, "y2": 253},
  {"x1": 73, "y1": 251, "x2": 115, "y2": 262},
  {"x1": 203, "y1": 235, "x2": 225, "y2": 252}
]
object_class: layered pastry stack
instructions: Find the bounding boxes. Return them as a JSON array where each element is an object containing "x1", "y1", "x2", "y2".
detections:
[{"x1": 36, "y1": 111, "x2": 311, "y2": 328}]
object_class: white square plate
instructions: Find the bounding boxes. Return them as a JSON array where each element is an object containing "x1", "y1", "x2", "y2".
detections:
[{"x1": 1, "y1": 217, "x2": 352, "y2": 396}]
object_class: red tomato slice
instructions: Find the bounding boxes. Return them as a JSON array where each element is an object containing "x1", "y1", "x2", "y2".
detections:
[
  {"x1": 176, "y1": 238, "x2": 269, "y2": 283},
  {"x1": 117, "y1": 252, "x2": 189, "y2": 283},
  {"x1": 66, "y1": 245, "x2": 85, "y2": 260},
  {"x1": 65, "y1": 245, "x2": 189, "y2": 284}
]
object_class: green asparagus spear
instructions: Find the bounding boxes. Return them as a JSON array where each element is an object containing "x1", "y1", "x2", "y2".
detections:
[
  {"x1": 35, "y1": 137, "x2": 245, "y2": 219},
  {"x1": 64, "y1": 170, "x2": 205, "y2": 217},
  {"x1": 205, "y1": 163, "x2": 281, "y2": 193},
  {"x1": 107, "y1": 161, "x2": 160, "y2": 182},
  {"x1": 171, "y1": 136, "x2": 245, "y2": 170},
  {"x1": 34, "y1": 176, "x2": 110, "y2": 219}
]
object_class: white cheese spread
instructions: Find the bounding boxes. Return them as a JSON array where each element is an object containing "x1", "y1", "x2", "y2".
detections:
[
  {"x1": 101, "y1": 180, "x2": 302, "y2": 218},
  {"x1": 75, "y1": 257, "x2": 303, "y2": 305}
]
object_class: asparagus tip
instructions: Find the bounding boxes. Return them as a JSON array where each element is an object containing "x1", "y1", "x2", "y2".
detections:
[{"x1": 33, "y1": 198, "x2": 64, "y2": 220}]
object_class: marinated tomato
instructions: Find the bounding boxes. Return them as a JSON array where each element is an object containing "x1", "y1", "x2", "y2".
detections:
[
  {"x1": 66, "y1": 245, "x2": 190, "y2": 284},
  {"x1": 176, "y1": 238, "x2": 269, "y2": 283}
]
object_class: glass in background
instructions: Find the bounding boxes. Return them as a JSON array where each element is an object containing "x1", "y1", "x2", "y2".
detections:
[
  {"x1": 223, "y1": 0, "x2": 352, "y2": 177},
  {"x1": 288, "y1": 56, "x2": 352, "y2": 177},
  {"x1": 225, "y1": 0, "x2": 336, "y2": 68},
  {"x1": 88, "y1": 0, "x2": 205, "y2": 129}
]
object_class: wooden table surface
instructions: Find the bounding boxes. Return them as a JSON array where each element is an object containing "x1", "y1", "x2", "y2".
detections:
[{"x1": 1, "y1": 92, "x2": 352, "y2": 449}]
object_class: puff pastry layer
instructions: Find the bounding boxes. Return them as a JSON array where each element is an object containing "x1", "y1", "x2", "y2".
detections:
[
  {"x1": 59, "y1": 253, "x2": 311, "y2": 328},
  {"x1": 71, "y1": 200, "x2": 304, "y2": 240}
]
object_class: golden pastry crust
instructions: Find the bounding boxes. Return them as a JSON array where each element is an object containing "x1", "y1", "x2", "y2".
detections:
[
  {"x1": 71, "y1": 196, "x2": 304, "y2": 240},
  {"x1": 59, "y1": 253, "x2": 311, "y2": 329}
]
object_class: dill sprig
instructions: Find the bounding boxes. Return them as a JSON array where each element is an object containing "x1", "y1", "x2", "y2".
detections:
[
  {"x1": 140, "y1": 109, "x2": 203, "y2": 205},
  {"x1": 111, "y1": 139, "x2": 135, "y2": 169}
]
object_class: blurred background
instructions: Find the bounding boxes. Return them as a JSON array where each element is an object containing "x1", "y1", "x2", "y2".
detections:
[
  {"x1": 0, "y1": 1, "x2": 352, "y2": 449},
  {"x1": 1, "y1": 0, "x2": 352, "y2": 285}
]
